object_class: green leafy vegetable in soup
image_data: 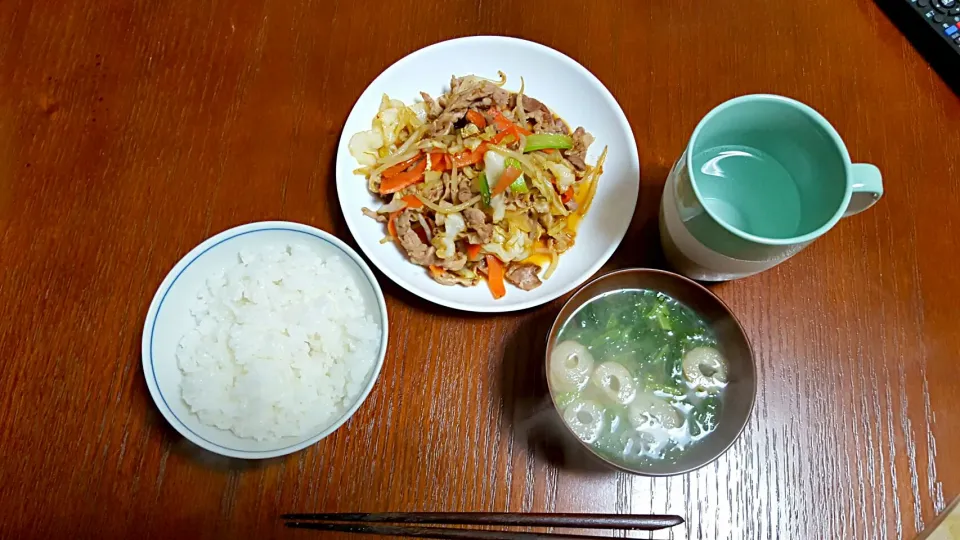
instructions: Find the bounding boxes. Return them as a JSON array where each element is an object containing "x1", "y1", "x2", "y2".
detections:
[{"x1": 550, "y1": 289, "x2": 729, "y2": 465}]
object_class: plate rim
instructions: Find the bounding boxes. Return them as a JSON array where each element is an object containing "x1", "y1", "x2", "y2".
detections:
[
  {"x1": 336, "y1": 35, "x2": 640, "y2": 313},
  {"x1": 140, "y1": 220, "x2": 389, "y2": 459}
]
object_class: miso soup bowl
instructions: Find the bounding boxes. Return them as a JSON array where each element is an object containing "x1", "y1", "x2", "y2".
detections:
[{"x1": 544, "y1": 268, "x2": 756, "y2": 476}]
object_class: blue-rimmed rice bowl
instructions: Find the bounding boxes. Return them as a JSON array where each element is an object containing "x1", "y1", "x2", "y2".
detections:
[{"x1": 141, "y1": 221, "x2": 388, "y2": 459}]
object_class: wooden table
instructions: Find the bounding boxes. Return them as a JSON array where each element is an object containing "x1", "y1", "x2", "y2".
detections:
[{"x1": 2, "y1": 0, "x2": 959, "y2": 538}]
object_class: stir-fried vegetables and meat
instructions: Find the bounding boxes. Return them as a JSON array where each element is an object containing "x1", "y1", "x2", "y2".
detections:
[{"x1": 349, "y1": 72, "x2": 608, "y2": 299}]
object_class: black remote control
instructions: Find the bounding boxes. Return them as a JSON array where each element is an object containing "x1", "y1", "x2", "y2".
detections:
[{"x1": 876, "y1": 0, "x2": 960, "y2": 93}]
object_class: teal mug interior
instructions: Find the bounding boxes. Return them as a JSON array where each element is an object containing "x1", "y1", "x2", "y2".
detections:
[{"x1": 687, "y1": 96, "x2": 849, "y2": 241}]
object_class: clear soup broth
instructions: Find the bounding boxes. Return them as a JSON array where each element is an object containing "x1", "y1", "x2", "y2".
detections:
[{"x1": 550, "y1": 289, "x2": 729, "y2": 467}]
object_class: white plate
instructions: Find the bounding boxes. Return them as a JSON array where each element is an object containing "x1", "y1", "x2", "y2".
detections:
[
  {"x1": 141, "y1": 221, "x2": 389, "y2": 459},
  {"x1": 336, "y1": 36, "x2": 640, "y2": 312}
]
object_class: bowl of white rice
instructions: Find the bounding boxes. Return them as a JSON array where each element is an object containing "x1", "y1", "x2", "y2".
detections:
[{"x1": 142, "y1": 221, "x2": 388, "y2": 459}]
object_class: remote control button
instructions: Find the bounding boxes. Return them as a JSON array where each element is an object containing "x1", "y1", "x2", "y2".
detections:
[
  {"x1": 919, "y1": 0, "x2": 931, "y2": 6},
  {"x1": 950, "y1": 6, "x2": 960, "y2": 14},
  {"x1": 940, "y1": 0, "x2": 955, "y2": 7},
  {"x1": 947, "y1": 25, "x2": 959, "y2": 35},
  {"x1": 935, "y1": 12, "x2": 947, "y2": 21}
]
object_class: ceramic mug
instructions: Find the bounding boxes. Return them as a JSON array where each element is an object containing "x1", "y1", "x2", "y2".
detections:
[{"x1": 660, "y1": 94, "x2": 883, "y2": 281}]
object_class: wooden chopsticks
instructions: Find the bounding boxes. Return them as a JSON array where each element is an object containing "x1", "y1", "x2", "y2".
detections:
[{"x1": 281, "y1": 512, "x2": 684, "y2": 539}]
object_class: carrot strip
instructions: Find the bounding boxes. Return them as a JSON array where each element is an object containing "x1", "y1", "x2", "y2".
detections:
[
  {"x1": 381, "y1": 154, "x2": 422, "y2": 178},
  {"x1": 485, "y1": 255, "x2": 506, "y2": 299},
  {"x1": 428, "y1": 264, "x2": 444, "y2": 277},
  {"x1": 466, "y1": 110, "x2": 487, "y2": 129},
  {"x1": 492, "y1": 110, "x2": 516, "y2": 132},
  {"x1": 490, "y1": 166, "x2": 523, "y2": 197},
  {"x1": 401, "y1": 194, "x2": 424, "y2": 209},
  {"x1": 450, "y1": 143, "x2": 488, "y2": 168},
  {"x1": 429, "y1": 153, "x2": 447, "y2": 172},
  {"x1": 561, "y1": 186, "x2": 575, "y2": 204},
  {"x1": 491, "y1": 129, "x2": 516, "y2": 145},
  {"x1": 492, "y1": 110, "x2": 531, "y2": 136},
  {"x1": 387, "y1": 210, "x2": 402, "y2": 238},
  {"x1": 491, "y1": 125, "x2": 534, "y2": 146},
  {"x1": 466, "y1": 243, "x2": 482, "y2": 261},
  {"x1": 379, "y1": 159, "x2": 427, "y2": 194}
]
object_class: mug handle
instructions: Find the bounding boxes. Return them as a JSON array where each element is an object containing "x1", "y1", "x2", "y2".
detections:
[{"x1": 844, "y1": 164, "x2": 883, "y2": 217}]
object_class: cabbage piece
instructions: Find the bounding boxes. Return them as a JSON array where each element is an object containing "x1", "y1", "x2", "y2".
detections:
[
  {"x1": 373, "y1": 107, "x2": 403, "y2": 148},
  {"x1": 409, "y1": 102, "x2": 428, "y2": 125},
  {"x1": 505, "y1": 211, "x2": 533, "y2": 232},
  {"x1": 545, "y1": 161, "x2": 576, "y2": 192},
  {"x1": 464, "y1": 137, "x2": 484, "y2": 152},
  {"x1": 490, "y1": 146, "x2": 568, "y2": 215},
  {"x1": 483, "y1": 151, "x2": 506, "y2": 190},
  {"x1": 460, "y1": 124, "x2": 481, "y2": 138},
  {"x1": 423, "y1": 170, "x2": 442, "y2": 184},
  {"x1": 431, "y1": 212, "x2": 466, "y2": 259},
  {"x1": 351, "y1": 94, "x2": 427, "y2": 167},
  {"x1": 482, "y1": 225, "x2": 529, "y2": 262},
  {"x1": 348, "y1": 130, "x2": 384, "y2": 166},
  {"x1": 490, "y1": 193, "x2": 506, "y2": 222},
  {"x1": 456, "y1": 267, "x2": 478, "y2": 280},
  {"x1": 373, "y1": 94, "x2": 427, "y2": 149},
  {"x1": 380, "y1": 95, "x2": 405, "y2": 112}
]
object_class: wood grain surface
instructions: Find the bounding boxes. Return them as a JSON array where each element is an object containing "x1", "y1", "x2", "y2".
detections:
[{"x1": 2, "y1": 0, "x2": 959, "y2": 538}]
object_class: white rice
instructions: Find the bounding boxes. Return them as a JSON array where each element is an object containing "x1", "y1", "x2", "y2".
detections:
[{"x1": 176, "y1": 243, "x2": 381, "y2": 441}]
